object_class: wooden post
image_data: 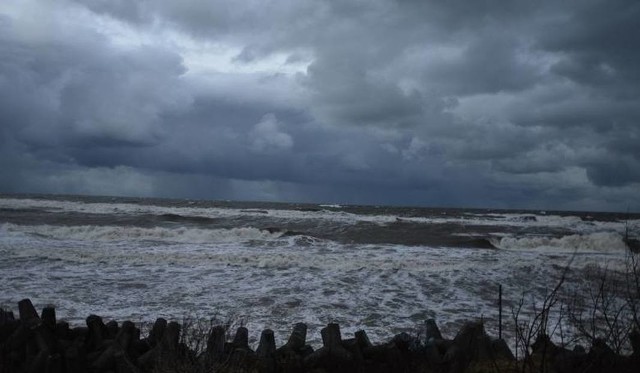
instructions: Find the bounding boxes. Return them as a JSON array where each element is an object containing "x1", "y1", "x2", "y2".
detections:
[{"x1": 498, "y1": 284, "x2": 503, "y2": 340}]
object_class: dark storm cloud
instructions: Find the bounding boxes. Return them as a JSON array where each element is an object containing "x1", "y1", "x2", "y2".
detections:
[
  {"x1": 0, "y1": 25, "x2": 189, "y2": 149},
  {"x1": 1, "y1": 0, "x2": 639, "y2": 210},
  {"x1": 540, "y1": 1, "x2": 640, "y2": 89},
  {"x1": 72, "y1": 0, "x2": 145, "y2": 23},
  {"x1": 527, "y1": 1, "x2": 640, "y2": 189}
]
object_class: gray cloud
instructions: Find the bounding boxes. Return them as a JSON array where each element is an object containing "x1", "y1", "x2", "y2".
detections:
[{"x1": 0, "y1": 0, "x2": 639, "y2": 211}]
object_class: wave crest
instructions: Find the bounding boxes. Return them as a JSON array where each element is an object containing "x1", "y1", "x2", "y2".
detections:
[
  {"x1": 495, "y1": 232, "x2": 627, "y2": 253},
  {"x1": 2, "y1": 223, "x2": 284, "y2": 244}
]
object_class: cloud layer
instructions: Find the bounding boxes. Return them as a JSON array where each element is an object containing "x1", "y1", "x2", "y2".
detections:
[{"x1": 1, "y1": 0, "x2": 639, "y2": 211}]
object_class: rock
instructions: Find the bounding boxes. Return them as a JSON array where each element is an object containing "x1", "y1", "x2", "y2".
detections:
[
  {"x1": 587, "y1": 338, "x2": 618, "y2": 368},
  {"x1": 206, "y1": 325, "x2": 226, "y2": 360},
  {"x1": 256, "y1": 329, "x2": 276, "y2": 358},
  {"x1": 574, "y1": 344, "x2": 586, "y2": 354},
  {"x1": 147, "y1": 318, "x2": 167, "y2": 348},
  {"x1": 355, "y1": 330, "x2": 373, "y2": 350},
  {"x1": 392, "y1": 331, "x2": 421, "y2": 352},
  {"x1": 18, "y1": 299, "x2": 40, "y2": 326},
  {"x1": 362, "y1": 342, "x2": 404, "y2": 372},
  {"x1": 26, "y1": 350, "x2": 48, "y2": 373},
  {"x1": 33, "y1": 323, "x2": 58, "y2": 354},
  {"x1": 276, "y1": 324, "x2": 314, "y2": 373},
  {"x1": 6, "y1": 300, "x2": 640, "y2": 373},
  {"x1": 63, "y1": 339, "x2": 88, "y2": 373},
  {"x1": 531, "y1": 333, "x2": 589, "y2": 373},
  {"x1": 105, "y1": 320, "x2": 119, "y2": 339},
  {"x1": 491, "y1": 338, "x2": 514, "y2": 361},
  {"x1": 159, "y1": 321, "x2": 181, "y2": 353},
  {"x1": 1, "y1": 308, "x2": 15, "y2": 324},
  {"x1": 425, "y1": 342, "x2": 443, "y2": 365},
  {"x1": 45, "y1": 353, "x2": 64, "y2": 373},
  {"x1": 0, "y1": 310, "x2": 19, "y2": 345},
  {"x1": 55, "y1": 321, "x2": 70, "y2": 340},
  {"x1": 40, "y1": 306, "x2": 56, "y2": 329},
  {"x1": 443, "y1": 321, "x2": 494, "y2": 373},
  {"x1": 85, "y1": 315, "x2": 106, "y2": 352},
  {"x1": 286, "y1": 322, "x2": 307, "y2": 351},
  {"x1": 198, "y1": 324, "x2": 227, "y2": 371},
  {"x1": 232, "y1": 326, "x2": 250, "y2": 350},
  {"x1": 304, "y1": 323, "x2": 353, "y2": 372},
  {"x1": 531, "y1": 333, "x2": 553, "y2": 354},
  {"x1": 298, "y1": 344, "x2": 314, "y2": 357},
  {"x1": 225, "y1": 326, "x2": 256, "y2": 370},
  {"x1": 137, "y1": 321, "x2": 181, "y2": 371},
  {"x1": 342, "y1": 338, "x2": 364, "y2": 362},
  {"x1": 553, "y1": 349, "x2": 587, "y2": 373},
  {"x1": 304, "y1": 347, "x2": 354, "y2": 373},
  {"x1": 276, "y1": 348, "x2": 305, "y2": 373},
  {"x1": 116, "y1": 321, "x2": 136, "y2": 352},
  {"x1": 114, "y1": 349, "x2": 140, "y2": 373},
  {"x1": 6, "y1": 323, "x2": 31, "y2": 352},
  {"x1": 454, "y1": 321, "x2": 492, "y2": 359},
  {"x1": 92, "y1": 325, "x2": 134, "y2": 373},
  {"x1": 129, "y1": 326, "x2": 143, "y2": 358},
  {"x1": 256, "y1": 329, "x2": 277, "y2": 373},
  {"x1": 425, "y1": 319, "x2": 443, "y2": 342},
  {"x1": 320, "y1": 323, "x2": 345, "y2": 351}
]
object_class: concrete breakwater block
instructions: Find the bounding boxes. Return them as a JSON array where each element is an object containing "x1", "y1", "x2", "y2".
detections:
[{"x1": 1, "y1": 298, "x2": 640, "y2": 373}]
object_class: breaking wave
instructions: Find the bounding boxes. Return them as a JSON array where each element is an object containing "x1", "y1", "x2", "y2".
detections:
[
  {"x1": 1, "y1": 223, "x2": 284, "y2": 244},
  {"x1": 494, "y1": 232, "x2": 628, "y2": 253},
  {"x1": 2, "y1": 198, "x2": 639, "y2": 234}
]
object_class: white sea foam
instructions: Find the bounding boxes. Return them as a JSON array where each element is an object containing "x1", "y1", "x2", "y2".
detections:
[
  {"x1": 495, "y1": 232, "x2": 628, "y2": 253},
  {"x1": 1, "y1": 196, "x2": 638, "y2": 351},
  {"x1": 1, "y1": 223, "x2": 283, "y2": 244},
  {"x1": 0, "y1": 198, "x2": 380, "y2": 225},
  {"x1": 1, "y1": 221, "x2": 630, "y2": 350},
  {"x1": 2, "y1": 197, "x2": 638, "y2": 233}
]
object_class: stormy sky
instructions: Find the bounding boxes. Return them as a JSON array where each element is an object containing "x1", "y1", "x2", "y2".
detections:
[{"x1": 1, "y1": 0, "x2": 639, "y2": 211}]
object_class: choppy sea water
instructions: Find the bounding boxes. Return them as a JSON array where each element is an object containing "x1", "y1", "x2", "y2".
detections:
[{"x1": 1, "y1": 194, "x2": 639, "y2": 348}]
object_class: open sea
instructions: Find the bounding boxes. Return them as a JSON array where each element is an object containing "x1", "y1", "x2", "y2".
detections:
[{"x1": 1, "y1": 194, "x2": 639, "y2": 348}]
